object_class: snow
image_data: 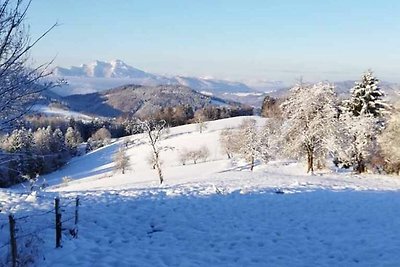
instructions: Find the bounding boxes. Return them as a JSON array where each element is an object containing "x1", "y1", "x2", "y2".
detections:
[
  {"x1": 32, "y1": 105, "x2": 93, "y2": 120},
  {"x1": 228, "y1": 92, "x2": 264, "y2": 97},
  {"x1": 2, "y1": 116, "x2": 400, "y2": 266}
]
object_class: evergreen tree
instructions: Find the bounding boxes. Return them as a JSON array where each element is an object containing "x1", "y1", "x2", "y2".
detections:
[
  {"x1": 338, "y1": 70, "x2": 389, "y2": 173},
  {"x1": 344, "y1": 70, "x2": 387, "y2": 118}
]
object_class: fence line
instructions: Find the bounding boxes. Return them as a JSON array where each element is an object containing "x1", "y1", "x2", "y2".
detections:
[{"x1": 0, "y1": 196, "x2": 80, "y2": 266}]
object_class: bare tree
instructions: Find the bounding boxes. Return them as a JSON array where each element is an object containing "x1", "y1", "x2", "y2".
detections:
[
  {"x1": 219, "y1": 128, "x2": 239, "y2": 159},
  {"x1": 178, "y1": 146, "x2": 210, "y2": 165},
  {"x1": 113, "y1": 146, "x2": 130, "y2": 174},
  {"x1": 141, "y1": 119, "x2": 166, "y2": 184},
  {"x1": 0, "y1": 0, "x2": 59, "y2": 129},
  {"x1": 194, "y1": 111, "x2": 208, "y2": 133}
]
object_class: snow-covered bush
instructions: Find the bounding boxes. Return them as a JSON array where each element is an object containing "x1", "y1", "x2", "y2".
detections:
[
  {"x1": 62, "y1": 176, "x2": 73, "y2": 183},
  {"x1": 378, "y1": 107, "x2": 400, "y2": 174}
]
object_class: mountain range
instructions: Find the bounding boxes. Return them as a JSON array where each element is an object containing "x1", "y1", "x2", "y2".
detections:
[{"x1": 52, "y1": 60, "x2": 287, "y2": 98}]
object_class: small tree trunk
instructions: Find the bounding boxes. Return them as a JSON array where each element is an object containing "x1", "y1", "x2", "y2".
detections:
[
  {"x1": 9, "y1": 214, "x2": 17, "y2": 267},
  {"x1": 307, "y1": 149, "x2": 314, "y2": 173},
  {"x1": 156, "y1": 163, "x2": 163, "y2": 184},
  {"x1": 355, "y1": 155, "x2": 366, "y2": 173},
  {"x1": 250, "y1": 156, "x2": 254, "y2": 171}
]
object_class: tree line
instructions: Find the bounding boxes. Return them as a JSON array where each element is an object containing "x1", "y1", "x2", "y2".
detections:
[{"x1": 225, "y1": 70, "x2": 399, "y2": 175}]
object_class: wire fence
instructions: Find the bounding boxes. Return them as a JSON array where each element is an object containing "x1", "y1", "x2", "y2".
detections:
[{"x1": 0, "y1": 195, "x2": 80, "y2": 266}]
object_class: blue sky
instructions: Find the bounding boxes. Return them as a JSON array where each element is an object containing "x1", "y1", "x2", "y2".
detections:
[{"x1": 28, "y1": 0, "x2": 400, "y2": 82}]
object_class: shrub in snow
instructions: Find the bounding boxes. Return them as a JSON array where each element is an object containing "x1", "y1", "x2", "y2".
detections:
[
  {"x1": 280, "y1": 82, "x2": 338, "y2": 173},
  {"x1": 62, "y1": 176, "x2": 73, "y2": 183}
]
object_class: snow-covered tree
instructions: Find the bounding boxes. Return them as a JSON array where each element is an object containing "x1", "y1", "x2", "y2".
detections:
[
  {"x1": 281, "y1": 82, "x2": 338, "y2": 173},
  {"x1": 33, "y1": 127, "x2": 52, "y2": 154},
  {"x1": 7, "y1": 127, "x2": 33, "y2": 153},
  {"x1": 87, "y1": 127, "x2": 112, "y2": 150},
  {"x1": 113, "y1": 146, "x2": 130, "y2": 174},
  {"x1": 337, "y1": 71, "x2": 389, "y2": 173},
  {"x1": 50, "y1": 128, "x2": 66, "y2": 153},
  {"x1": 65, "y1": 127, "x2": 82, "y2": 155},
  {"x1": 219, "y1": 128, "x2": 239, "y2": 159},
  {"x1": 258, "y1": 118, "x2": 282, "y2": 163},
  {"x1": 334, "y1": 112, "x2": 377, "y2": 173},
  {"x1": 0, "y1": 0, "x2": 59, "y2": 129},
  {"x1": 237, "y1": 119, "x2": 261, "y2": 171},
  {"x1": 123, "y1": 118, "x2": 143, "y2": 135},
  {"x1": 343, "y1": 70, "x2": 387, "y2": 118},
  {"x1": 178, "y1": 146, "x2": 210, "y2": 165},
  {"x1": 194, "y1": 111, "x2": 208, "y2": 133}
]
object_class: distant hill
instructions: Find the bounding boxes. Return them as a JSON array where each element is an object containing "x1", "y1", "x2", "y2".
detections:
[{"x1": 62, "y1": 84, "x2": 249, "y2": 118}]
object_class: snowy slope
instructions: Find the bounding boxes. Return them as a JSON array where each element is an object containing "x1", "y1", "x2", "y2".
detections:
[{"x1": 2, "y1": 116, "x2": 400, "y2": 266}]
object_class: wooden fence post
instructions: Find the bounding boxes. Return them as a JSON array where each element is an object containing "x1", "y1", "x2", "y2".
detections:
[
  {"x1": 55, "y1": 197, "x2": 62, "y2": 248},
  {"x1": 74, "y1": 196, "x2": 79, "y2": 238},
  {"x1": 8, "y1": 214, "x2": 17, "y2": 267}
]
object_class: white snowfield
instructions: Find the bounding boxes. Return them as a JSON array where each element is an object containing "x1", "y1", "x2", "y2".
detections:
[
  {"x1": 31, "y1": 104, "x2": 93, "y2": 120},
  {"x1": 2, "y1": 116, "x2": 400, "y2": 266}
]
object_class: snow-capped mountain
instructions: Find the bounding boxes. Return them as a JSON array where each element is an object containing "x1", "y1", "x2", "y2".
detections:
[
  {"x1": 52, "y1": 60, "x2": 273, "y2": 98},
  {"x1": 170, "y1": 76, "x2": 255, "y2": 95},
  {"x1": 54, "y1": 59, "x2": 161, "y2": 80}
]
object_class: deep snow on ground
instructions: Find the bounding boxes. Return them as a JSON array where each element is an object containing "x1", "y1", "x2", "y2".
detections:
[{"x1": 1, "y1": 116, "x2": 400, "y2": 266}]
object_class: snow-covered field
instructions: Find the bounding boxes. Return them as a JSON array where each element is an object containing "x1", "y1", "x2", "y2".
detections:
[
  {"x1": 31, "y1": 105, "x2": 93, "y2": 120},
  {"x1": 1, "y1": 116, "x2": 400, "y2": 266}
]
